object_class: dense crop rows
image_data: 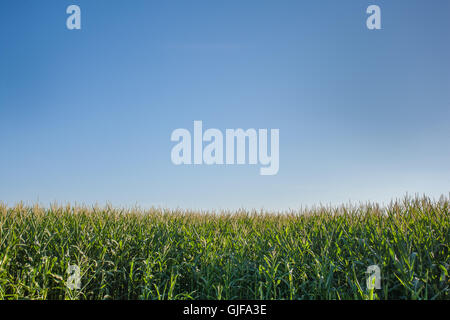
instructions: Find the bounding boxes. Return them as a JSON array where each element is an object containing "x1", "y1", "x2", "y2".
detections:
[{"x1": 0, "y1": 196, "x2": 448, "y2": 300}]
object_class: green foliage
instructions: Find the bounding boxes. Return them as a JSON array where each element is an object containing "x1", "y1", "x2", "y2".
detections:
[{"x1": 0, "y1": 196, "x2": 448, "y2": 300}]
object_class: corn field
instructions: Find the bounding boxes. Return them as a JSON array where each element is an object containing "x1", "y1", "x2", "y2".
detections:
[{"x1": 0, "y1": 196, "x2": 448, "y2": 300}]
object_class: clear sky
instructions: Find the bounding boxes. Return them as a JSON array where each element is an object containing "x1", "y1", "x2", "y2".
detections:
[{"x1": 1, "y1": 0, "x2": 449, "y2": 210}]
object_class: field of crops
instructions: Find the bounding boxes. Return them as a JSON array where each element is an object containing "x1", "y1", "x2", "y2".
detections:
[{"x1": 0, "y1": 196, "x2": 448, "y2": 300}]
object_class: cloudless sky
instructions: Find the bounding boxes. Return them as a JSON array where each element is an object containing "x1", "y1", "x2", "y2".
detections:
[{"x1": 0, "y1": 0, "x2": 449, "y2": 210}]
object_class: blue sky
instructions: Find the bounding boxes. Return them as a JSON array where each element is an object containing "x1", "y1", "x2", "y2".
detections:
[{"x1": 1, "y1": 0, "x2": 449, "y2": 210}]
